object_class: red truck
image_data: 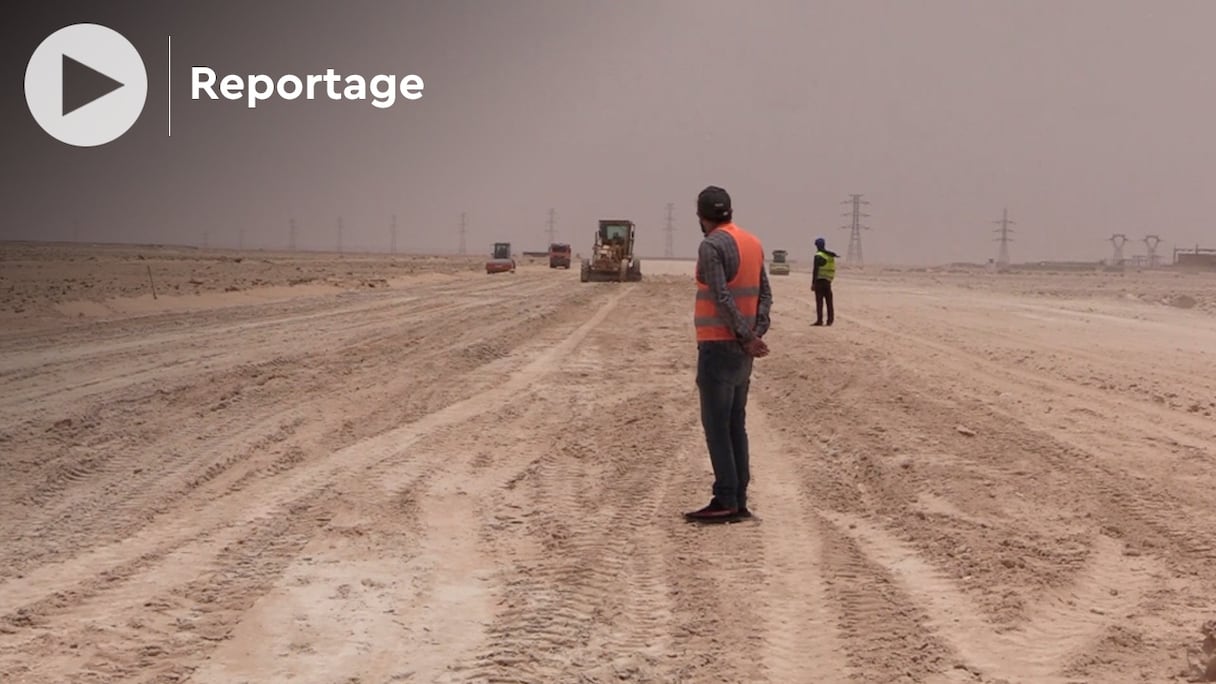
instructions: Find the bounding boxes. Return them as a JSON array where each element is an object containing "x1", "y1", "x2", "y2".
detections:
[{"x1": 548, "y1": 242, "x2": 572, "y2": 269}]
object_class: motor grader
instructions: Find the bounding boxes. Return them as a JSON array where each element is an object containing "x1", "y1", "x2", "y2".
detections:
[{"x1": 580, "y1": 219, "x2": 642, "y2": 282}]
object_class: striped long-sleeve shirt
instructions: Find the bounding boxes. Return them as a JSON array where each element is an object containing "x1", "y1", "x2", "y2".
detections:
[{"x1": 695, "y1": 227, "x2": 773, "y2": 342}]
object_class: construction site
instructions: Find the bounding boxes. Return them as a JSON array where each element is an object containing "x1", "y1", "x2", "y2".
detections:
[
  {"x1": 2, "y1": 233, "x2": 1215, "y2": 684},
  {"x1": 7, "y1": 2, "x2": 1216, "y2": 682}
]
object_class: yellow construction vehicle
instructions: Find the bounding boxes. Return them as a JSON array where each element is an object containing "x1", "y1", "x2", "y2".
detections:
[{"x1": 579, "y1": 219, "x2": 641, "y2": 282}]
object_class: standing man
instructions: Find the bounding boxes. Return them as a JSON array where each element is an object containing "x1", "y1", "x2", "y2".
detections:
[
  {"x1": 811, "y1": 236, "x2": 838, "y2": 326},
  {"x1": 685, "y1": 186, "x2": 773, "y2": 524}
]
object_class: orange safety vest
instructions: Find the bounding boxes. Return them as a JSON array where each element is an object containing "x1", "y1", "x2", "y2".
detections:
[{"x1": 694, "y1": 223, "x2": 763, "y2": 342}]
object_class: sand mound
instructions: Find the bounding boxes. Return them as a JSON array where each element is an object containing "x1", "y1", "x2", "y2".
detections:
[{"x1": 1167, "y1": 294, "x2": 1199, "y2": 309}]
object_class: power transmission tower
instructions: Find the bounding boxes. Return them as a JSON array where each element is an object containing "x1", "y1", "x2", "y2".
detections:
[
  {"x1": 545, "y1": 208, "x2": 557, "y2": 245},
  {"x1": 1109, "y1": 233, "x2": 1127, "y2": 264},
  {"x1": 664, "y1": 202, "x2": 675, "y2": 258},
  {"x1": 238, "y1": 227, "x2": 245, "y2": 251},
  {"x1": 288, "y1": 217, "x2": 297, "y2": 250},
  {"x1": 1143, "y1": 234, "x2": 1162, "y2": 268},
  {"x1": 202, "y1": 230, "x2": 209, "y2": 249},
  {"x1": 993, "y1": 208, "x2": 1015, "y2": 267},
  {"x1": 458, "y1": 212, "x2": 467, "y2": 254},
  {"x1": 337, "y1": 217, "x2": 344, "y2": 254},
  {"x1": 840, "y1": 193, "x2": 870, "y2": 267},
  {"x1": 73, "y1": 219, "x2": 80, "y2": 243},
  {"x1": 390, "y1": 214, "x2": 398, "y2": 254}
]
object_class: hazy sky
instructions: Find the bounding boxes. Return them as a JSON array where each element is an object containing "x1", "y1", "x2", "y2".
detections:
[{"x1": 4, "y1": 0, "x2": 1215, "y2": 265}]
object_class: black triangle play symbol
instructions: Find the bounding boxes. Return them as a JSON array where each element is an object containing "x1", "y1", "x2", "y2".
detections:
[{"x1": 62, "y1": 54, "x2": 124, "y2": 116}]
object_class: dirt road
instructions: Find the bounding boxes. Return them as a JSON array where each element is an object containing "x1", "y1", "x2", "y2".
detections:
[{"x1": 2, "y1": 254, "x2": 1214, "y2": 683}]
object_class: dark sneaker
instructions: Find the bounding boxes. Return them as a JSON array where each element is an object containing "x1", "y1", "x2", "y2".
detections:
[
  {"x1": 812, "y1": 321, "x2": 824, "y2": 326},
  {"x1": 684, "y1": 499, "x2": 740, "y2": 523},
  {"x1": 738, "y1": 506, "x2": 752, "y2": 518}
]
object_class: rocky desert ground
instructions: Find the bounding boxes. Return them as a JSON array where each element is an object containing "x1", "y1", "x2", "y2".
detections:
[{"x1": 2, "y1": 241, "x2": 1215, "y2": 683}]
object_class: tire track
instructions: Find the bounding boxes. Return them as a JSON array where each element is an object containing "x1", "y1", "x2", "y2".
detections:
[
  {"x1": 828, "y1": 511, "x2": 1161, "y2": 683},
  {"x1": 1, "y1": 271, "x2": 553, "y2": 372},
  {"x1": 0, "y1": 278, "x2": 583, "y2": 580},
  {"x1": 742, "y1": 313, "x2": 955, "y2": 681},
  {"x1": 0, "y1": 283, "x2": 628, "y2": 663},
  {"x1": 181, "y1": 464, "x2": 441, "y2": 684},
  {"x1": 816, "y1": 521, "x2": 955, "y2": 682},
  {"x1": 946, "y1": 308, "x2": 1212, "y2": 410},
  {"x1": 355, "y1": 401, "x2": 550, "y2": 684},
  {"x1": 802, "y1": 284, "x2": 1216, "y2": 445},
  {"x1": 764, "y1": 276, "x2": 1210, "y2": 680},
  {"x1": 191, "y1": 388, "x2": 569, "y2": 683},
  {"x1": 2, "y1": 279, "x2": 617, "y2": 608},
  {"x1": 0, "y1": 269, "x2": 548, "y2": 364},
  {"x1": 459, "y1": 401, "x2": 680, "y2": 676},
  {"x1": 9, "y1": 264, "x2": 1204, "y2": 681},
  {"x1": 744, "y1": 402, "x2": 852, "y2": 682},
  {"x1": 652, "y1": 432, "x2": 771, "y2": 684},
  {"x1": 0, "y1": 485, "x2": 339, "y2": 683},
  {"x1": 0, "y1": 277, "x2": 564, "y2": 414},
  {"x1": 819, "y1": 294, "x2": 1216, "y2": 450},
  {"x1": 456, "y1": 285, "x2": 684, "y2": 682},
  {"x1": 824, "y1": 292, "x2": 1216, "y2": 573}
]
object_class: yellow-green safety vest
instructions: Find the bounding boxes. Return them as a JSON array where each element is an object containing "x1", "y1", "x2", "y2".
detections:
[{"x1": 816, "y1": 250, "x2": 836, "y2": 281}]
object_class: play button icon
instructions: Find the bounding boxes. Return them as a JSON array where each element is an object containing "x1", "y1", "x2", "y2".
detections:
[
  {"x1": 25, "y1": 23, "x2": 148, "y2": 147},
  {"x1": 62, "y1": 54, "x2": 126, "y2": 116}
]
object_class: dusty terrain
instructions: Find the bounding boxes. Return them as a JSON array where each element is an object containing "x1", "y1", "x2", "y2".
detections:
[{"x1": 2, "y1": 242, "x2": 1215, "y2": 683}]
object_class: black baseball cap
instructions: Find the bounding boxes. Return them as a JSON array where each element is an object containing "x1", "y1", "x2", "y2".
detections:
[{"x1": 696, "y1": 186, "x2": 732, "y2": 221}]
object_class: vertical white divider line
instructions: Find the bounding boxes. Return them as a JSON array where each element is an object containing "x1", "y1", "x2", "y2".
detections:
[{"x1": 167, "y1": 35, "x2": 172, "y2": 137}]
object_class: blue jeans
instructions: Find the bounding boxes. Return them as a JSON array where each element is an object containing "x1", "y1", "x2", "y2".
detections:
[{"x1": 695, "y1": 340, "x2": 754, "y2": 510}]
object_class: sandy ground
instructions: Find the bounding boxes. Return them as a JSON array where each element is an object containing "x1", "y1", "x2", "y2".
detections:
[{"x1": 2, "y1": 242, "x2": 1215, "y2": 683}]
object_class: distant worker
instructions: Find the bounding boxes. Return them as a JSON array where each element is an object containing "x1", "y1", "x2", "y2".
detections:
[
  {"x1": 811, "y1": 236, "x2": 838, "y2": 326},
  {"x1": 685, "y1": 185, "x2": 773, "y2": 524}
]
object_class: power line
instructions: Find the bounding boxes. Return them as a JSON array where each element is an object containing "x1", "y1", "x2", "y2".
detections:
[
  {"x1": 993, "y1": 207, "x2": 1015, "y2": 267},
  {"x1": 545, "y1": 208, "x2": 557, "y2": 245},
  {"x1": 664, "y1": 202, "x2": 675, "y2": 258},
  {"x1": 840, "y1": 193, "x2": 870, "y2": 267},
  {"x1": 458, "y1": 212, "x2": 467, "y2": 254}
]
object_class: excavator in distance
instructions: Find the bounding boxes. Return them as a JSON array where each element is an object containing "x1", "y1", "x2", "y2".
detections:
[{"x1": 580, "y1": 219, "x2": 642, "y2": 282}]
